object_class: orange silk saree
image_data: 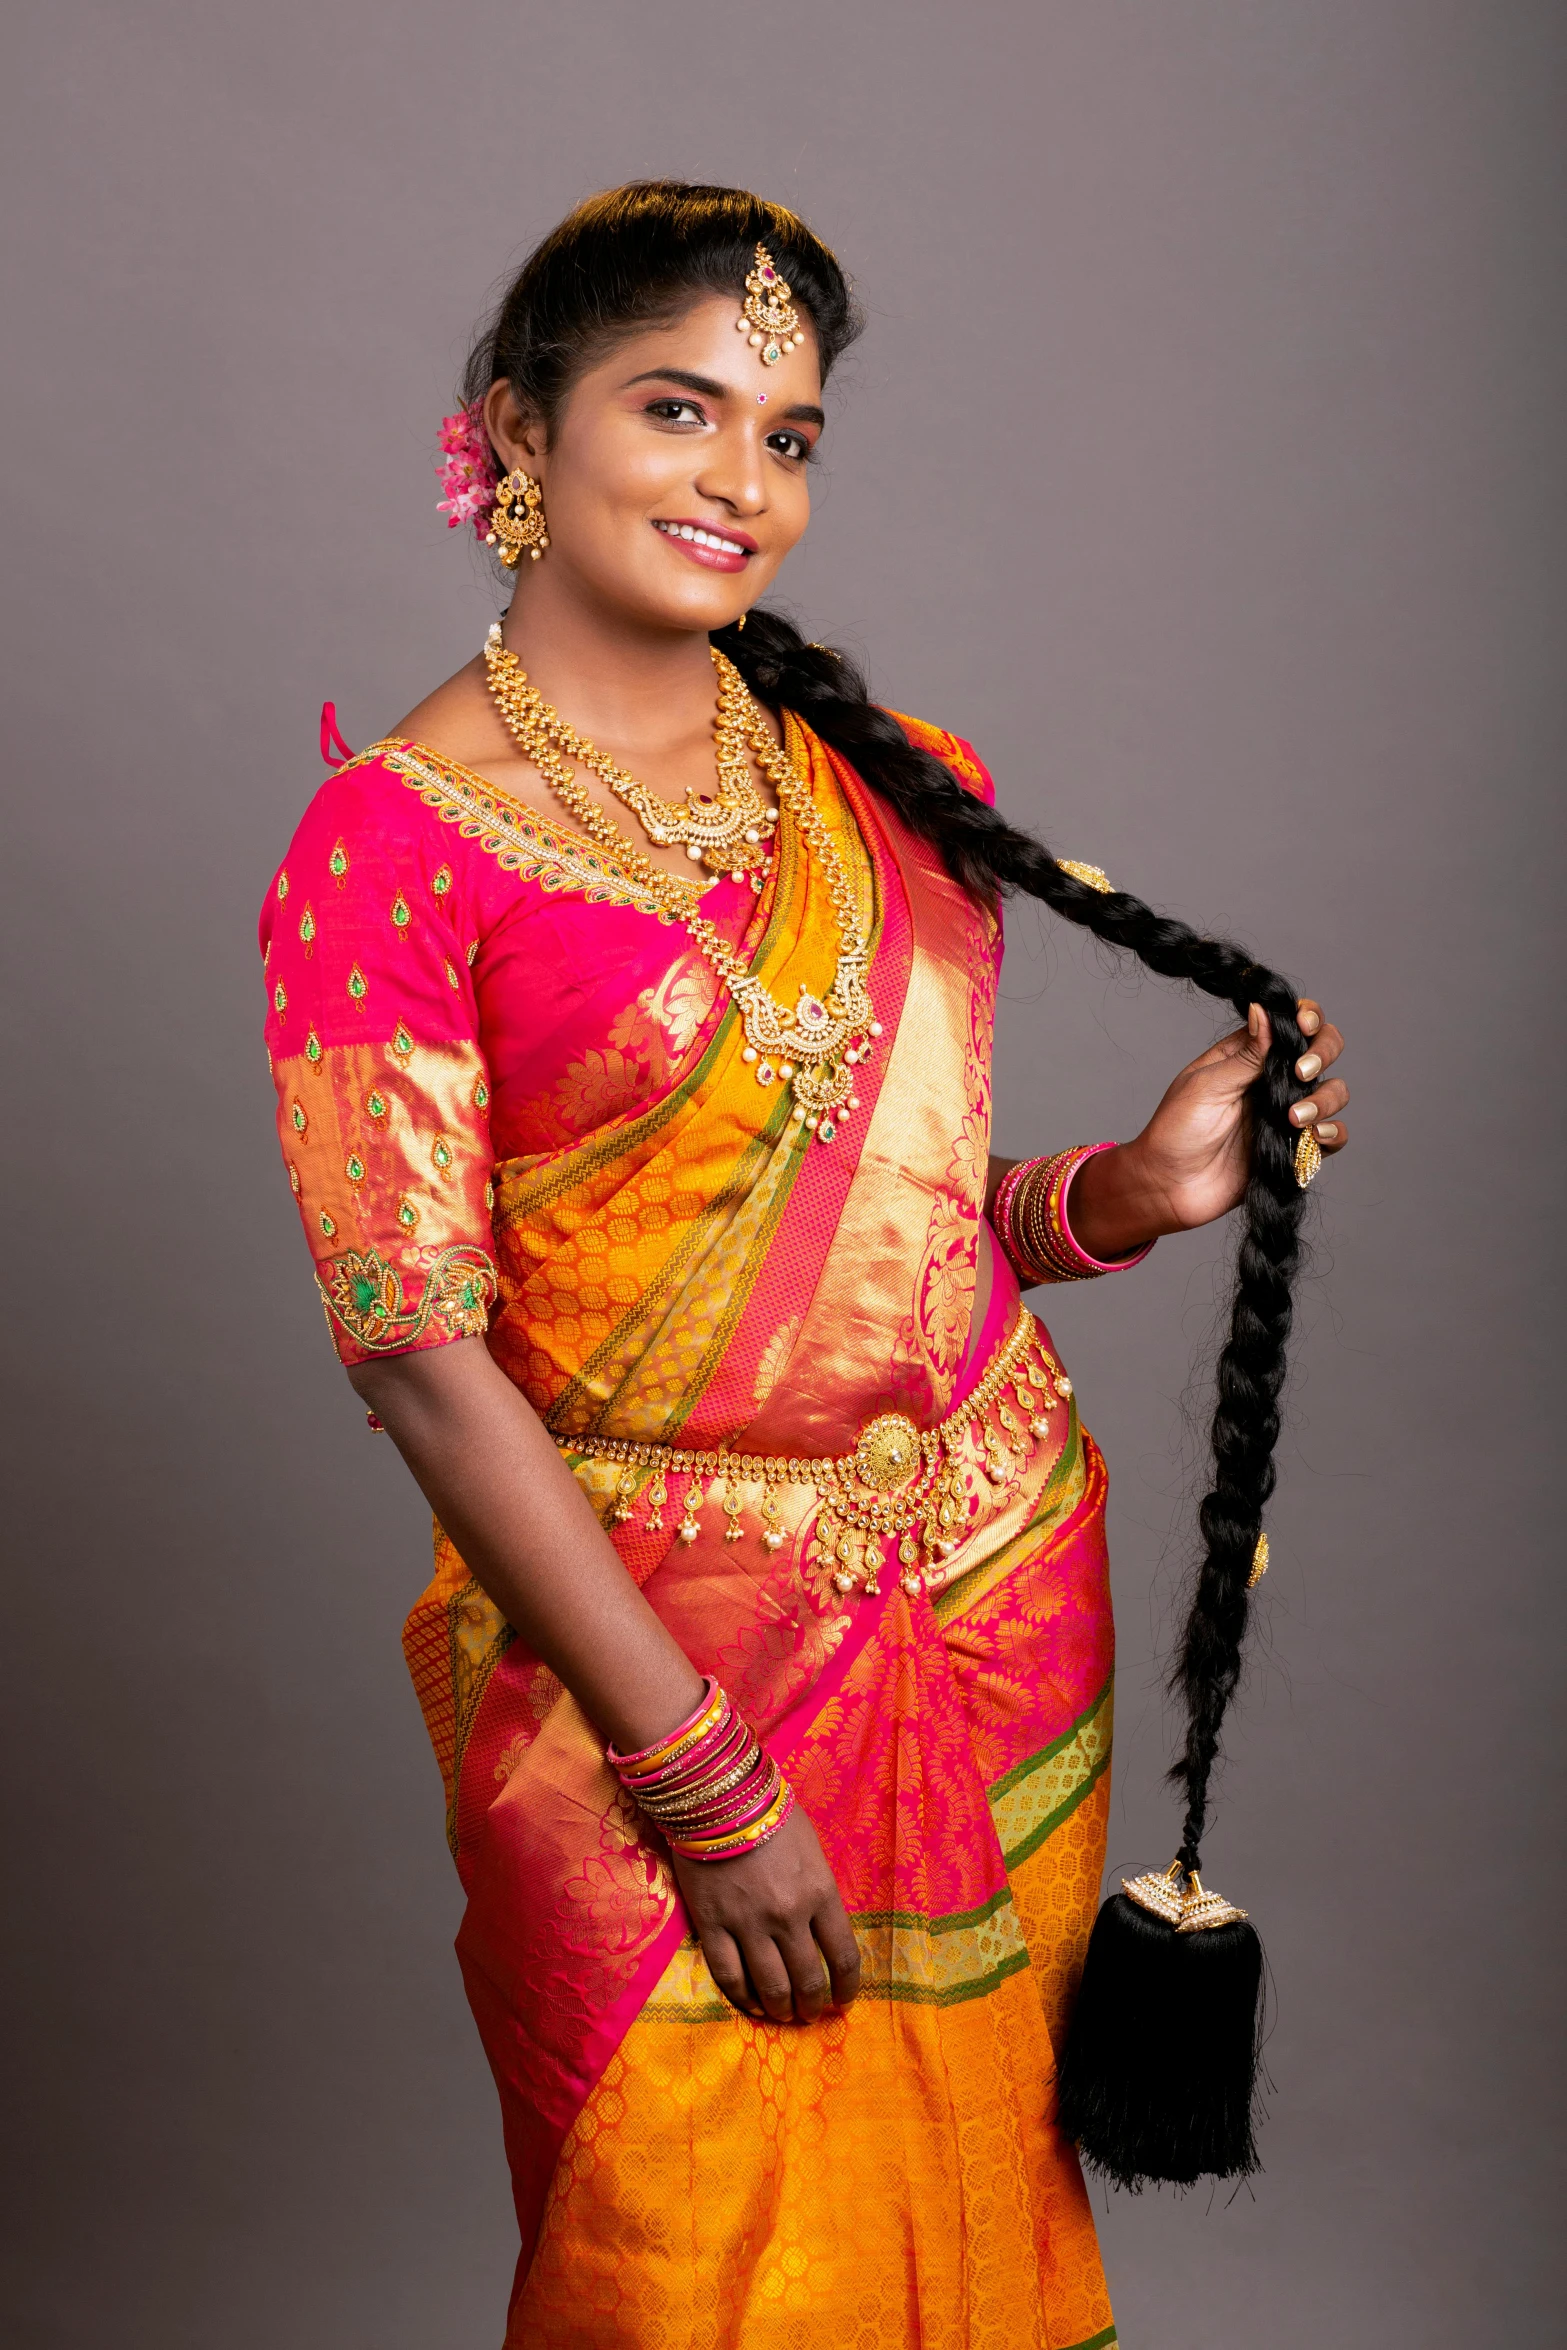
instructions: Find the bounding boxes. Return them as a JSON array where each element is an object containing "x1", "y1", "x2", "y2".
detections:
[{"x1": 263, "y1": 712, "x2": 1117, "y2": 2349}]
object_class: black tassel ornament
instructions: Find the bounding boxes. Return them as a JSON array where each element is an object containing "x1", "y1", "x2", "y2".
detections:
[{"x1": 1057, "y1": 1861, "x2": 1265, "y2": 2188}]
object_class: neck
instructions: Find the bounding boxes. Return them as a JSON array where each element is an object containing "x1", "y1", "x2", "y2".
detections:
[{"x1": 498, "y1": 571, "x2": 721, "y2": 754}]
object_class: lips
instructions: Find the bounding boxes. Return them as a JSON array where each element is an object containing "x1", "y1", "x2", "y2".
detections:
[{"x1": 653, "y1": 518, "x2": 754, "y2": 573}]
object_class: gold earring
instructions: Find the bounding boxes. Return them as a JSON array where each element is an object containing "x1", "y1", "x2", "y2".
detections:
[{"x1": 487, "y1": 468, "x2": 550, "y2": 568}]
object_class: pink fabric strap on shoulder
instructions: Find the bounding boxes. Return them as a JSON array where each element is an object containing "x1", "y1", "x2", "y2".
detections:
[{"x1": 319, "y1": 702, "x2": 355, "y2": 769}]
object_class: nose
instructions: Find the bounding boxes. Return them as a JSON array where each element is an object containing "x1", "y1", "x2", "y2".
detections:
[{"x1": 694, "y1": 419, "x2": 767, "y2": 517}]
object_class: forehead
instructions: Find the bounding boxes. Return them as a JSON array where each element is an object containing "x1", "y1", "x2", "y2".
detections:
[{"x1": 583, "y1": 291, "x2": 825, "y2": 401}]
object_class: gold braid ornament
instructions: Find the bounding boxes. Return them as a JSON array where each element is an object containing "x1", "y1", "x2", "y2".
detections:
[{"x1": 483, "y1": 626, "x2": 879, "y2": 1143}]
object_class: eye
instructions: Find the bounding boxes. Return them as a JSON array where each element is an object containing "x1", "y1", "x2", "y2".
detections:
[
  {"x1": 644, "y1": 397, "x2": 709, "y2": 428},
  {"x1": 766, "y1": 428, "x2": 813, "y2": 463}
]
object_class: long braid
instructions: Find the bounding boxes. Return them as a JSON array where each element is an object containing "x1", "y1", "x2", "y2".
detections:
[{"x1": 717, "y1": 609, "x2": 1310, "y2": 1868}]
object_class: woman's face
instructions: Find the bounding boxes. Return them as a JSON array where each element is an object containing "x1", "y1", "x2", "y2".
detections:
[{"x1": 484, "y1": 293, "x2": 825, "y2": 633}]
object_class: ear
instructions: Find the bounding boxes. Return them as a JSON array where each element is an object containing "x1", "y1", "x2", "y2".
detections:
[{"x1": 482, "y1": 378, "x2": 546, "y2": 475}]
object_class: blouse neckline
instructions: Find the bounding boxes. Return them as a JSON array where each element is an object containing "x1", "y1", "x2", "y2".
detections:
[{"x1": 368, "y1": 734, "x2": 715, "y2": 905}]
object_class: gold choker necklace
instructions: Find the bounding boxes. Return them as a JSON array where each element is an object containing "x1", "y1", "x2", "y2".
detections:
[
  {"x1": 484, "y1": 628, "x2": 776, "y2": 887},
  {"x1": 482, "y1": 627, "x2": 879, "y2": 1143}
]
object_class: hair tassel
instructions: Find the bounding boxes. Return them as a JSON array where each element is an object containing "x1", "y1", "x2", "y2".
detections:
[{"x1": 1056, "y1": 1863, "x2": 1265, "y2": 2188}]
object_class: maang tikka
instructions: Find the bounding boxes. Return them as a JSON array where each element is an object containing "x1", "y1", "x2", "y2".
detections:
[
  {"x1": 487, "y1": 467, "x2": 550, "y2": 568},
  {"x1": 735, "y1": 246, "x2": 809, "y2": 367}
]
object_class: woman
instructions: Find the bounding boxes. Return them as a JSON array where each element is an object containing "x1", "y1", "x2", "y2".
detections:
[{"x1": 261, "y1": 183, "x2": 1347, "y2": 2347}]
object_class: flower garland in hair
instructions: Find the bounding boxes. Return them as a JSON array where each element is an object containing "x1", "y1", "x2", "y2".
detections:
[{"x1": 435, "y1": 404, "x2": 500, "y2": 537}]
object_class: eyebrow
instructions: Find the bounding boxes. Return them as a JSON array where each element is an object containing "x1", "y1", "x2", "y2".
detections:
[{"x1": 624, "y1": 367, "x2": 825, "y2": 429}]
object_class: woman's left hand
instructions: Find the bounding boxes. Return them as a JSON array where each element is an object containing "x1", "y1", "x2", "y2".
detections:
[{"x1": 1069, "y1": 999, "x2": 1349, "y2": 1254}]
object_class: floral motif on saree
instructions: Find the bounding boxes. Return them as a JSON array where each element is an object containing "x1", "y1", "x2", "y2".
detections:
[{"x1": 261, "y1": 713, "x2": 1120, "y2": 2350}]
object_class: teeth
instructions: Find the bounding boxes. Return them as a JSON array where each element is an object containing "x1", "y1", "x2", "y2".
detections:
[{"x1": 657, "y1": 521, "x2": 744, "y2": 555}]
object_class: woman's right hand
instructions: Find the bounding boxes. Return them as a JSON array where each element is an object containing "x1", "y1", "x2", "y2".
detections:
[{"x1": 672, "y1": 1802, "x2": 862, "y2": 2024}]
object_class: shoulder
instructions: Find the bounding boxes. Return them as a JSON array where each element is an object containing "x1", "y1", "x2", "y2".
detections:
[
  {"x1": 880, "y1": 709, "x2": 997, "y2": 807},
  {"x1": 260, "y1": 745, "x2": 473, "y2": 936}
]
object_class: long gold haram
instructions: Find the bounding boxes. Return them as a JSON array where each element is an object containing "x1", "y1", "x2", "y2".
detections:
[
  {"x1": 486, "y1": 626, "x2": 775, "y2": 883},
  {"x1": 483, "y1": 626, "x2": 879, "y2": 1142}
]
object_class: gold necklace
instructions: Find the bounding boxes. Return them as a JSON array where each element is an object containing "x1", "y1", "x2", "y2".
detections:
[
  {"x1": 483, "y1": 627, "x2": 880, "y2": 1143},
  {"x1": 483, "y1": 628, "x2": 777, "y2": 886}
]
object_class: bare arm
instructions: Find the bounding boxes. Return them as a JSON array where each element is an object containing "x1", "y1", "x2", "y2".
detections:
[
  {"x1": 349, "y1": 1338, "x2": 861, "y2": 2023},
  {"x1": 351, "y1": 1335, "x2": 704, "y2": 1750}
]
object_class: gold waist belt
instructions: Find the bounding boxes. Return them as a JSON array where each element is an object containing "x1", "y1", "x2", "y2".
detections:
[{"x1": 552, "y1": 1305, "x2": 1074, "y2": 1600}]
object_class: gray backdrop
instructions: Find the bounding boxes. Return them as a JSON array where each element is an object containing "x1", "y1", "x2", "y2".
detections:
[{"x1": 5, "y1": 3, "x2": 1562, "y2": 2344}]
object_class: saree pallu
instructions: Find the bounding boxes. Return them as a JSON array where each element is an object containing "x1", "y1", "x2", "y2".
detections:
[{"x1": 265, "y1": 712, "x2": 1117, "y2": 2348}]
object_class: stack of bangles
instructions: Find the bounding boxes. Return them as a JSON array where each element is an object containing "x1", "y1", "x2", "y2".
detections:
[
  {"x1": 606, "y1": 1677, "x2": 794, "y2": 1862},
  {"x1": 992, "y1": 1141, "x2": 1156, "y2": 1286}
]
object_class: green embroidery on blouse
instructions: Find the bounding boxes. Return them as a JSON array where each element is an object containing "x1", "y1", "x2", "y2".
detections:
[{"x1": 316, "y1": 1244, "x2": 498, "y2": 1352}]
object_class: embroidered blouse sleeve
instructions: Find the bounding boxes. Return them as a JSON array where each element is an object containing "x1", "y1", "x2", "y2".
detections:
[{"x1": 259, "y1": 755, "x2": 499, "y2": 1366}]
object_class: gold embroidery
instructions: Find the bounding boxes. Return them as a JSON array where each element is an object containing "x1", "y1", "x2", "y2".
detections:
[
  {"x1": 347, "y1": 963, "x2": 368, "y2": 1004},
  {"x1": 329, "y1": 837, "x2": 350, "y2": 886},
  {"x1": 350, "y1": 739, "x2": 684, "y2": 918},
  {"x1": 316, "y1": 1243, "x2": 498, "y2": 1352},
  {"x1": 273, "y1": 1034, "x2": 497, "y2": 1366},
  {"x1": 272, "y1": 981, "x2": 287, "y2": 1017},
  {"x1": 299, "y1": 905, "x2": 316, "y2": 954}
]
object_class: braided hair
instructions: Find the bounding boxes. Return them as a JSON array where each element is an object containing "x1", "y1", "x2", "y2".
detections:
[{"x1": 462, "y1": 180, "x2": 1312, "y2": 1879}]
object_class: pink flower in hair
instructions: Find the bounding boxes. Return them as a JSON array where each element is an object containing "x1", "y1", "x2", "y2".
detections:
[{"x1": 436, "y1": 404, "x2": 500, "y2": 538}]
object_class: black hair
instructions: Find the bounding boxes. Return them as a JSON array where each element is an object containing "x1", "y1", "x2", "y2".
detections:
[
  {"x1": 462, "y1": 182, "x2": 1311, "y2": 1879},
  {"x1": 460, "y1": 180, "x2": 862, "y2": 434}
]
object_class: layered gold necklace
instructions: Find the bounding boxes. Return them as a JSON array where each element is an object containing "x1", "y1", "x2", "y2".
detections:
[
  {"x1": 483, "y1": 624, "x2": 880, "y2": 1143},
  {"x1": 486, "y1": 630, "x2": 776, "y2": 889}
]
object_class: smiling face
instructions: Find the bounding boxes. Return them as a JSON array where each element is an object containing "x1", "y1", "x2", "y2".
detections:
[{"x1": 482, "y1": 293, "x2": 824, "y2": 634}]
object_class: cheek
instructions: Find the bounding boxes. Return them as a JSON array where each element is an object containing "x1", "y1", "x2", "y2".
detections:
[
  {"x1": 549, "y1": 438, "x2": 689, "y2": 560},
  {"x1": 768, "y1": 475, "x2": 811, "y2": 557}
]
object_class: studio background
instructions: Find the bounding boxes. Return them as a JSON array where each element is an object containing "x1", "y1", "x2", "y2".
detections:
[{"x1": 5, "y1": 3, "x2": 1562, "y2": 2345}]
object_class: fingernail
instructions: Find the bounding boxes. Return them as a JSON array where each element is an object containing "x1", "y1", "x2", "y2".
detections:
[
  {"x1": 1247, "y1": 1003, "x2": 1261, "y2": 1039},
  {"x1": 1316, "y1": 1122, "x2": 1339, "y2": 1142},
  {"x1": 1291, "y1": 1100, "x2": 1319, "y2": 1126},
  {"x1": 1298, "y1": 1008, "x2": 1321, "y2": 1034},
  {"x1": 1295, "y1": 1052, "x2": 1322, "y2": 1081}
]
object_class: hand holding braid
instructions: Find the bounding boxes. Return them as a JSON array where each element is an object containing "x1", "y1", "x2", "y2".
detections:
[{"x1": 714, "y1": 607, "x2": 1337, "y2": 1869}]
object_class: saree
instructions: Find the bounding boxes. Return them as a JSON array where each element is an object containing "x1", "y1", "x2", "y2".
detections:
[{"x1": 261, "y1": 707, "x2": 1119, "y2": 2350}]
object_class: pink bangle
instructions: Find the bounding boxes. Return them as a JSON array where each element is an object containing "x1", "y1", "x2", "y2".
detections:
[
  {"x1": 605, "y1": 1678, "x2": 795, "y2": 1865},
  {"x1": 1056, "y1": 1144, "x2": 1158, "y2": 1275},
  {"x1": 607, "y1": 1676, "x2": 724, "y2": 1774},
  {"x1": 995, "y1": 1143, "x2": 1156, "y2": 1284}
]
